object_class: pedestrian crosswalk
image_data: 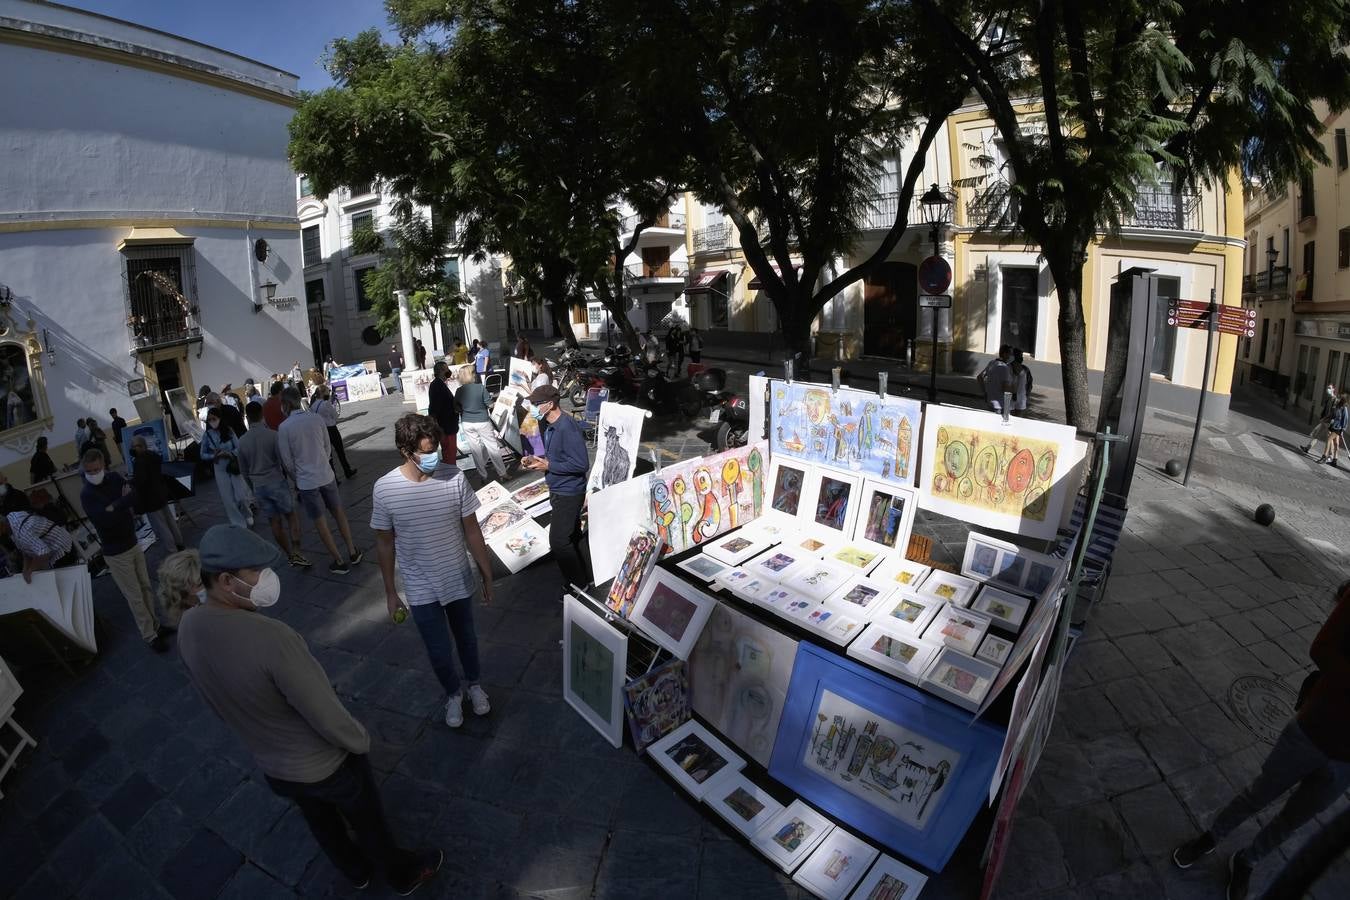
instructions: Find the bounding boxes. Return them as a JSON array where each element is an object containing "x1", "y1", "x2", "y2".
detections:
[{"x1": 1204, "y1": 432, "x2": 1350, "y2": 478}]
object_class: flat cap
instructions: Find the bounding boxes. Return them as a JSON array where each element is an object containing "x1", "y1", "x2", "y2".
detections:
[
  {"x1": 528, "y1": 384, "x2": 560, "y2": 406},
  {"x1": 198, "y1": 524, "x2": 284, "y2": 574}
]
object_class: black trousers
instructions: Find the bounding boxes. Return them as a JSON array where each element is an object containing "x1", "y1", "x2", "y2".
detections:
[
  {"x1": 548, "y1": 491, "x2": 591, "y2": 589},
  {"x1": 265, "y1": 754, "x2": 417, "y2": 887},
  {"x1": 327, "y1": 425, "x2": 355, "y2": 476}
]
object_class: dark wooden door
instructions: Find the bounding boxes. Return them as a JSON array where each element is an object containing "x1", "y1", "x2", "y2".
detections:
[
  {"x1": 999, "y1": 267, "x2": 1039, "y2": 352},
  {"x1": 863, "y1": 262, "x2": 917, "y2": 357}
]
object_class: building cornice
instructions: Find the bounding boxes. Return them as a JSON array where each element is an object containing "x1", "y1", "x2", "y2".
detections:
[{"x1": 0, "y1": 212, "x2": 299, "y2": 233}]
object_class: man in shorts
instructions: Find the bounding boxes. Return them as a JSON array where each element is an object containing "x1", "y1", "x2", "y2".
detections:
[
  {"x1": 238, "y1": 401, "x2": 310, "y2": 568},
  {"x1": 277, "y1": 388, "x2": 363, "y2": 575}
]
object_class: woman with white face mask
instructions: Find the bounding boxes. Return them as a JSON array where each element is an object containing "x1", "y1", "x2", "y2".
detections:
[
  {"x1": 178, "y1": 525, "x2": 444, "y2": 894},
  {"x1": 201, "y1": 405, "x2": 253, "y2": 528}
]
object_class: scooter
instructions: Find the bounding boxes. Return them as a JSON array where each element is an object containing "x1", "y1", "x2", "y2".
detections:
[
  {"x1": 709, "y1": 391, "x2": 750, "y2": 449},
  {"x1": 638, "y1": 362, "x2": 703, "y2": 418}
]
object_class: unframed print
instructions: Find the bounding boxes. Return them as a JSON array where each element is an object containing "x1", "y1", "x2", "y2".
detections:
[
  {"x1": 606, "y1": 528, "x2": 661, "y2": 618},
  {"x1": 651, "y1": 441, "x2": 768, "y2": 555},
  {"x1": 623, "y1": 658, "x2": 691, "y2": 753},
  {"x1": 562, "y1": 596, "x2": 627, "y2": 748},
  {"x1": 510, "y1": 478, "x2": 551, "y2": 509},
  {"x1": 768, "y1": 381, "x2": 921, "y2": 483},
  {"x1": 587, "y1": 401, "x2": 647, "y2": 493},
  {"x1": 488, "y1": 519, "x2": 550, "y2": 574},
  {"x1": 475, "y1": 481, "x2": 511, "y2": 507},
  {"x1": 587, "y1": 474, "x2": 656, "y2": 584},
  {"x1": 792, "y1": 827, "x2": 879, "y2": 900},
  {"x1": 689, "y1": 601, "x2": 799, "y2": 767},
  {"x1": 477, "y1": 498, "x2": 530, "y2": 540}
]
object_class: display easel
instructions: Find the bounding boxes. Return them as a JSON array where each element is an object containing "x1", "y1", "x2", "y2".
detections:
[{"x1": 567, "y1": 583, "x2": 666, "y2": 679}]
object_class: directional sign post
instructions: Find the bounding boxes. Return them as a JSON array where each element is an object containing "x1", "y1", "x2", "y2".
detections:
[{"x1": 918, "y1": 256, "x2": 953, "y2": 402}]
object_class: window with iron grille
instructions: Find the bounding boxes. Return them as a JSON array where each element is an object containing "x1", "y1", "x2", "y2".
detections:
[
  {"x1": 302, "y1": 226, "x2": 322, "y2": 267},
  {"x1": 1299, "y1": 173, "x2": 1316, "y2": 219},
  {"x1": 306, "y1": 279, "x2": 326, "y2": 306},
  {"x1": 1337, "y1": 130, "x2": 1348, "y2": 171},
  {"x1": 299, "y1": 175, "x2": 314, "y2": 198},
  {"x1": 123, "y1": 246, "x2": 198, "y2": 349},
  {"x1": 355, "y1": 266, "x2": 376, "y2": 311},
  {"x1": 1339, "y1": 229, "x2": 1350, "y2": 269},
  {"x1": 351, "y1": 211, "x2": 374, "y2": 240},
  {"x1": 349, "y1": 181, "x2": 373, "y2": 197}
]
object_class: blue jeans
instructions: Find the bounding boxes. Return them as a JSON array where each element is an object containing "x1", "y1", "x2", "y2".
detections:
[
  {"x1": 409, "y1": 597, "x2": 480, "y2": 697},
  {"x1": 390, "y1": 367, "x2": 402, "y2": 391}
]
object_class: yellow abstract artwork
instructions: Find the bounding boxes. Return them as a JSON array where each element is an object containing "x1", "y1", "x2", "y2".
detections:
[{"x1": 928, "y1": 426, "x2": 1058, "y2": 522}]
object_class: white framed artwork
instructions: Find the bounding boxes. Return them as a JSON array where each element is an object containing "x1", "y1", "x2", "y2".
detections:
[
  {"x1": 823, "y1": 543, "x2": 885, "y2": 575},
  {"x1": 923, "y1": 603, "x2": 992, "y2": 656},
  {"x1": 487, "y1": 519, "x2": 550, "y2": 574},
  {"x1": 701, "y1": 769, "x2": 785, "y2": 840},
  {"x1": 730, "y1": 575, "x2": 782, "y2": 605},
  {"x1": 961, "y1": 531, "x2": 1064, "y2": 598},
  {"x1": 977, "y1": 633, "x2": 1014, "y2": 666},
  {"x1": 917, "y1": 570, "x2": 981, "y2": 608},
  {"x1": 704, "y1": 531, "x2": 774, "y2": 566},
  {"x1": 826, "y1": 575, "x2": 896, "y2": 619},
  {"x1": 786, "y1": 531, "x2": 843, "y2": 559},
  {"x1": 714, "y1": 567, "x2": 755, "y2": 594},
  {"x1": 850, "y1": 854, "x2": 929, "y2": 900},
  {"x1": 969, "y1": 585, "x2": 1032, "y2": 633},
  {"x1": 792, "y1": 827, "x2": 879, "y2": 900},
  {"x1": 870, "y1": 556, "x2": 932, "y2": 592},
  {"x1": 676, "y1": 553, "x2": 732, "y2": 584},
  {"x1": 801, "y1": 603, "x2": 867, "y2": 647},
  {"x1": 870, "y1": 591, "x2": 942, "y2": 635},
  {"x1": 766, "y1": 457, "x2": 813, "y2": 523},
  {"x1": 562, "y1": 595, "x2": 628, "y2": 748},
  {"x1": 758, "y1": 586, "x2": 807, "y2": 617},
  {"x1": 846, "y1": 622, "x2": 942, "y2": 685},
  {"x1": 922, "y1": 646, "x2": 1001, "y2": 712},
  {"x1": 648, "y1": 719, "x2": 746, "y2": 800},
  {"x1": 752, "y1": 799, "x2": 835, "y2": 872},
  {"x1": 784, "y1": 559, "x2": 854, "y2": 603},
  {"x1": 801, "y1": 466, "x2": 862, "y2": 542},
  {"x1": 853, "y1": 478, "x2": 919, "y2": 559},
  {"x1": 630, "y1": 569, "x2": 719, "y2": 660},
  {"x1": 746, "y1": 547, "x2": 811, "y2": 583}
]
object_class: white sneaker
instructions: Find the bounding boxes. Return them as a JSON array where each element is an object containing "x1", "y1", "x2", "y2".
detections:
[
  {"x1": 444, "y1": 693, "x2": 464, "y2": 728},
  {"x1": 467, "y1": 684, "x2": 491, "y2": 716}
]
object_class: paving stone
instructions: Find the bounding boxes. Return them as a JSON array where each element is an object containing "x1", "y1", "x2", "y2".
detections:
[
  {"x1": 33, "y1": 787, "x2": 95, "y2": 852},
  {"x1": 1107, "y1": 572, "x2": 1175, "y2": 602},
  {"x1": 1091, "y1": 602, "x2": 1146, "y2": 638},
  {"x1": 159, "y1": 828, "x2": 242, "y2": 900},
  {"x1": 246, "y1": 806, "x2": 318, "y2": 888},
  {"x1": 217, "y1": 863, "x2": 289, "y2": 900},
  {"x1": 81, "y1": 853, "x2": 173, "y2": 900},
  {"x1": 1113, "y1": 633, "x2": 1174, "y2": 673},
  {"x1": 1074, "y1": 639, "x2": 1137, "y2": 684},
  {"x1": 100, "y1": 772, "x2": 164, "y2": 834},
  {"x1": 597, "y1": 829, "x2": 699, "y2": 897},
  {"x1": 0, "y1": 823, "x2": 43, "y2": 896},
  {"x1": 1115, "y1": 781, "x2": 1196, "y2": 856},
  {"x1": 1026, "y1": 741, "x2": 1104, "y2": 811},
  {"x1": 1272, "y1": 628, "x2": 1312, "y2": 664},
  {"x1": 1137, "y1": 719, "x2": 1213, "y2": 776},
  {"x1": 1131, "y1": 598, "x2": 1181, "y2": 632},
  {"x1": 1102, "y1": 678, "x2": 1169, "y2": 730},
  {"x1": 168, "y1": 755, "x2": 248, "y2": 822},
  {"x1": 465, "y1": 743, "x2": 629, "y2": 828},
  {"x1": 1143, "y1": 665, "x2": 1212, "y2": 717},
  {"x1": 698, "y1": 837, "x2": 803, "y2": 896},
  {"x1": 5, "y1": 757, "x2": 72, "y2": 819},
  {"x1": 59, "y1": 728, "x2": 111, "y2": 779},
  {"x1": 1080, "y1": 732, "x2": 1161, "y2": 796},
  {"x1": 999, "y1": 815, "x2": 1071, "y2": 894},
  {"x1": 124, "y1": 798, "x2": 192, "y2": 872},
  {"x1": 504, "y1": 813, "x2": 608, "y2": 896},
  {"x1": 1058, "y1": 685, "x2": 1128, "y2": 740},
  {"x1": 11, "y1": 867, "x2": 64, "y2": 900},
  {"x1": 75, "y1": 750, "x2": 134, "y2": 805},
  {"x1": 1216, "y1": 611, "x2": 1269, "y2": 646},
  {"x1": 49, "y1": 815, "x2": 123, "y2": 891},
  {"x1": 614, "y1": 764, "x2": 708, "y2": 839},
  {"x1": 1169, "y1": 764, "x2": 1236, "y2": 826},
  {"x1": 1245, "y1": 639, "x2": 1304, "y2": 676},
  {"x1": 206, "y1": 778, "x2": 291, "y2": 857}
]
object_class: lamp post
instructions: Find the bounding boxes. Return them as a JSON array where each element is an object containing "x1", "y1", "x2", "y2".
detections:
[
  {"x1": 1265, "y1": 245, "x2": 1279, "y2": 292},
  {"x1": 918, "y1": 183, "x2": 954, "y2": 403}
]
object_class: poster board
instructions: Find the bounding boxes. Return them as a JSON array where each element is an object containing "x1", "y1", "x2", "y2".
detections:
[
  {"x1": 508, "y1": 357, "x2": 534, "y2": 391},
  {"x1": 121, "y1": 420, "x2": 171, "y2": 475},
  {"x1": 164, "y1": 387, "x2": 203, "y2": 442},
  {"x1": 588, "y1": 473, "x2": 656, "y2": 584},
  {"x1": 343, "y1": 373, "x2": 384, "y2": 403},
  {"x1": 407, "y1": 369, "x2": 434, "y2": 414},
  {"x1": 587, "y1": 402, "x2": 647, "y2": 493},
  {"x1": 769, "y1": 381, "x2": 921, "y2": 485}
]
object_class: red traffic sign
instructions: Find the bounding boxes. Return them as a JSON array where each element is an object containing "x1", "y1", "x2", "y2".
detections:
[{"x1": 918, "y1": 255, "x2": 952, "y2": 295}]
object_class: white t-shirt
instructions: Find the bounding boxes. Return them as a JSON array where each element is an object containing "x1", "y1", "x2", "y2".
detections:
[
  {"x1": 1012, "y1": 368, "x2": 1029, "y2": 411},
  {"x1": 370, "y1": 464, "x2": 480, "y2": 605}
]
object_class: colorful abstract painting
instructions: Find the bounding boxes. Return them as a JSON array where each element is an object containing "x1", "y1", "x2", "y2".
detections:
[
  {"x1": 919, "y1": 406, "x2": 1081, "y2": 539},
  {"x1": 650, "y1": 441, "x2": 768, "y2": 555},
  {"x1": 623, "y1": 659, "x2": 691, "y2": 753},
  {"x1": 605, "y1": 528, "x2": 660, "y2": 618},
  {"x1": 769, "y1": 381, "x2": 921, "y2": 484}
]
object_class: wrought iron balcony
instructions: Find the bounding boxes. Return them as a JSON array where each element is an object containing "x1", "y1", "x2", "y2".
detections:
[
  {"x1": 693, "y1": 222, "x2": 733, "y2": 252},
  {"x1": 126, "y1": 263, "x2": 202, "y2": 350},
  {"x1": 1242, "y1": 268, "x2": 1291, "y2": 296},
  {"x1": 859, "y1": 191, "x2": 928, "y2": 231},
  {"x1": 620, "y1": 210, "x2": 687, "y2": 234},
  {"x1": 962, "y1": 181, "x2": 1202, "y2": 232}
]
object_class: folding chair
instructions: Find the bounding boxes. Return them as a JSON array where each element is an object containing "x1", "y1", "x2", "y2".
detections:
[{"x1": 576, "y1": 386, "x2": 607, "y2": 444}]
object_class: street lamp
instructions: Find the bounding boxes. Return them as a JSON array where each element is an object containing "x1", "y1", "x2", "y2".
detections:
[
  {"x1": 918, "y1": 183, "x2": 954, "y2": 402},
  {"x1": 1265, "y1": 244, "x2": 1279, "y2": 291}
]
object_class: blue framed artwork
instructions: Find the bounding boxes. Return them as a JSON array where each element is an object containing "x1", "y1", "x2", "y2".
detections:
[
  {"x1": 769, "y1": 381, "x2": 922, "y2": 484},
  {"x1": 122, "y1": 419, "x2": 170, "y2": 475},
  {"x1": 768, "y1": 642, "x2": 1004, "y2": 871}
]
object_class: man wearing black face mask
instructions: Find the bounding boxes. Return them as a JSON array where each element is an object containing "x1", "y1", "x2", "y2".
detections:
[
  {"x1": 179, "y1": 525, "x2": 442, "y2": 895},
  {"x1": 80, "y1": 448, "x2": 165, "y2": 651}
]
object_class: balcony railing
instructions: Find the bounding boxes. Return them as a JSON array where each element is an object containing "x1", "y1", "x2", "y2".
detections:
[
  {"x1": 1242, "y1": 268, "x2": 1291, "y2": 295},
  {"x1": 962, "y1": 181, "x2": 1202, "y2": 232},
  {"x1": 620, "y1": 210, "x2": 687, "y2": 234},
  {"x1": 125, "y1": 256, "x2": 202, "y2": 351},
  {"x1": 694, "y1": 222, "x2": 733, "y2": 252},
  {"x1": 859, "y1": 191, "x2": 927, "y2": 231}
]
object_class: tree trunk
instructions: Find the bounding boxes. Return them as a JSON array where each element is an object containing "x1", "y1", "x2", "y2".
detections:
[
  {"x1": 1044, "y1": 249, "x2": 1092, "y2": 428},
  {"x1": 607, "y1": 265, "x2": 642, "y2": 354},
  {"x1": 548, "y1": 298, "x2": 577, "y2": 349},
  {"x1": 781, "y1": 308, "x2": 815, "y2": 379}
]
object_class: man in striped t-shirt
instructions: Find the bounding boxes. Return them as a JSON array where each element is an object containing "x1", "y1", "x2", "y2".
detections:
[{"x1": 372, "y1": 414, "x2": 495, "y2": 728}]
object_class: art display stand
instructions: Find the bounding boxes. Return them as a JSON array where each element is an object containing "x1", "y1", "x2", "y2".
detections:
[
  {"x1": 0, "y1": 654, "x2": 37, "y2": 799},
  {"x1": 559, "y1": 376, "x2": 1110, "y2": 897}
]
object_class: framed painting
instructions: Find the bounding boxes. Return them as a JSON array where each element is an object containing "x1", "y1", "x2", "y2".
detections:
[
  {"x1": 623, "y1": 658, "x2": 690, "y2": 754},
  {"x1": 630, "y1": 568, "x2": 719, "y2": 660},
  {"x1": 921, "y1": 647, "x2": 1001, "y2": 713},
  {"x1": 827, "y1": 575, "x2": 896, "y2": 619},
  {"x1": 923, "y1": 603, "x2": 992, "y2": 656},
  {"x1": 854, "y1": 479, "x2": 919, "y2": 559},
  {"x1": 801, "y1": 603, "x2": 867, "y2": 647},
  {"x1": 824, "y1": 543, "x2": 885, "y2": 576},
  {"x1": 487, "y1": 519, "x2": 549, "y2": 574},
  {"x1": 783, "y1": 559, "x2": 854, "y2": 603},
  {"x1": 605, "y1": 528, "x2": 661, "y2": 618},
  {"x1": 918, "y1": 406, "x2": 1082, "y2": 540},
  {"x1": 704, "y1": 531, "x2": 773, "y2": 566},
  {"x1": 969, "y1": 585, "x2": 1032, "y2": 633},
  {"x1": 675, "y1": 553, "x2": 731, "y2": 584},
  {"x1": 751, "y1": 798, "x2": 835, "y2": 872},
  {"x1": 562, "y1": 595, "x2": 627, "y2": 748},
  {"x1": 960, "y1": 531, "x2": 1064, "y2": 599},
  {"x1": 745, "y1": 547, "x2": 810, "y2": 583},
  {"x1": 916, "y1": 570, "x2": 980, "y2": 609},
  {"x1": 850, "y1": 854, "x2": 929, "y2": 900},
  {"x1": 767, "y1": 380, "x2": 922, "y2": 483},
  {"x1": 701, "y1": 770, "x2": 784, "y2": 839},
  {"x1": 870, "y1": 557, "x2": 932, "y2": 593},
  {"x1": 648, "y1": 719, "x2": 746, "y2": 800},
  {"x1": 846, "y1": 622, "x2": 941, "y2": 686},
  {"x1": 870, "y1": 591, "x2": 942, "y2": 635},
  {"x1": 977, "y1": 633, "x2": 1014, "y2": 666},
  {"x1": 768, "y1": 643, "x2": 1006, "y2": 870},
  {"x1": 689, "y1": 600, "x2": 799, "y2": 766},
  {"x1": 792, "y1": 827, "x2": 879, "y2": 900},
  {"x1": 651, "y1": 441, "x2": 768, "y2": 555},
  {"x1": 802, "y1": 466, "x2": 862, "y2": 542},
  {"x1": 766, "y1": 457, "x2": 811, "y2": 522}
]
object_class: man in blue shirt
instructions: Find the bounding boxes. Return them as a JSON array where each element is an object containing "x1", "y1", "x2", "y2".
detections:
[
  {"x1": 473, "y1": 342, "x2": 490, "y2": 383},
  {"x1": 522, "y1": 385, "x2": 591, "y2": 590},
  {"x1": 80, "y1": 448, "x2": 166, "y2": 651}
]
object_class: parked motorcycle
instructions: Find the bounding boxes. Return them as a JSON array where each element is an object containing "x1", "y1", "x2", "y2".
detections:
[{"x1": 638, "y1": 362, "x2": 702, "y2": 418}]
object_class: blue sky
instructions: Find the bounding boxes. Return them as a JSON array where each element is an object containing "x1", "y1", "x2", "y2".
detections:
[{"x1": 66, "y1": 0, "x2": 394, "y2": 90}]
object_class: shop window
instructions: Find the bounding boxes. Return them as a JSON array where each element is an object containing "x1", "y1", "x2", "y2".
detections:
[
  {"x1": 710, "y1": 291, "x2": 729, "y2": 328},
  {"x1": 305, "y1": 279, "x2": 325, "y2": 307},
  {"x1": 0, "y1": 303, "x2": 53, "y2": 449},
  {"x1": 1340, "y1": 229, "x2": 1350, "y2": 269}
]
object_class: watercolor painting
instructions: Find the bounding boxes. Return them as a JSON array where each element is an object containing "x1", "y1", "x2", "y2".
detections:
[
  {"x1": 478, "y1": 499, "x2": 531, "y2": 540},
  {"x1": 623, "y1": 659, "x2": 691, "y2": 753},
  {"x1": 769, "y1": 381, "x2": 921, "y2": 483},
  {"x1": 606, "y1": 528, "x2": 661, "y2": 618},
  {"x1": 651, "y1": 441, "x2": 767, "y2": 555}
]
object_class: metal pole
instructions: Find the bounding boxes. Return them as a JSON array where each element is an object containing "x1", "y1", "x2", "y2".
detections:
[
  {"x1": 929, "y1": 224, "x2": 940, "y2": 403},
  {"x1": 1182, "y1": 288, "x2": 1218, "y2": 485}
]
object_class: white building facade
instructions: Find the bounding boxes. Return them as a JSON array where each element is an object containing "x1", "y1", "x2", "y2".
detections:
[{"x1": 0, "y1": 0, "x2": 311, "y2": 476}]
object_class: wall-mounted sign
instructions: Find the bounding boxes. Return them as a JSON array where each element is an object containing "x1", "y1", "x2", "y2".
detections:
[{"x1": 266, "y1": 296, "x2": 300, "y2": 311}]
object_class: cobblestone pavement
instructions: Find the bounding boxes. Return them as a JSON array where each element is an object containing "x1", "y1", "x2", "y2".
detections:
[{"x1": 2, "y1": 377, "x2": 1348, "y2": 899}]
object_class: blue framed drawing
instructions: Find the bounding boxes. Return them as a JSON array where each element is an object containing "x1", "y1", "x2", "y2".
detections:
[
  {"x1": 122, "y1": 419, "x2": 170, "y2": 475},
  {"x1": 768, "y1": 642, "x2": 1004, "y2": 871},
  {"x1": 769, "y1": 381, "x2": 922, "y2": 484}
]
